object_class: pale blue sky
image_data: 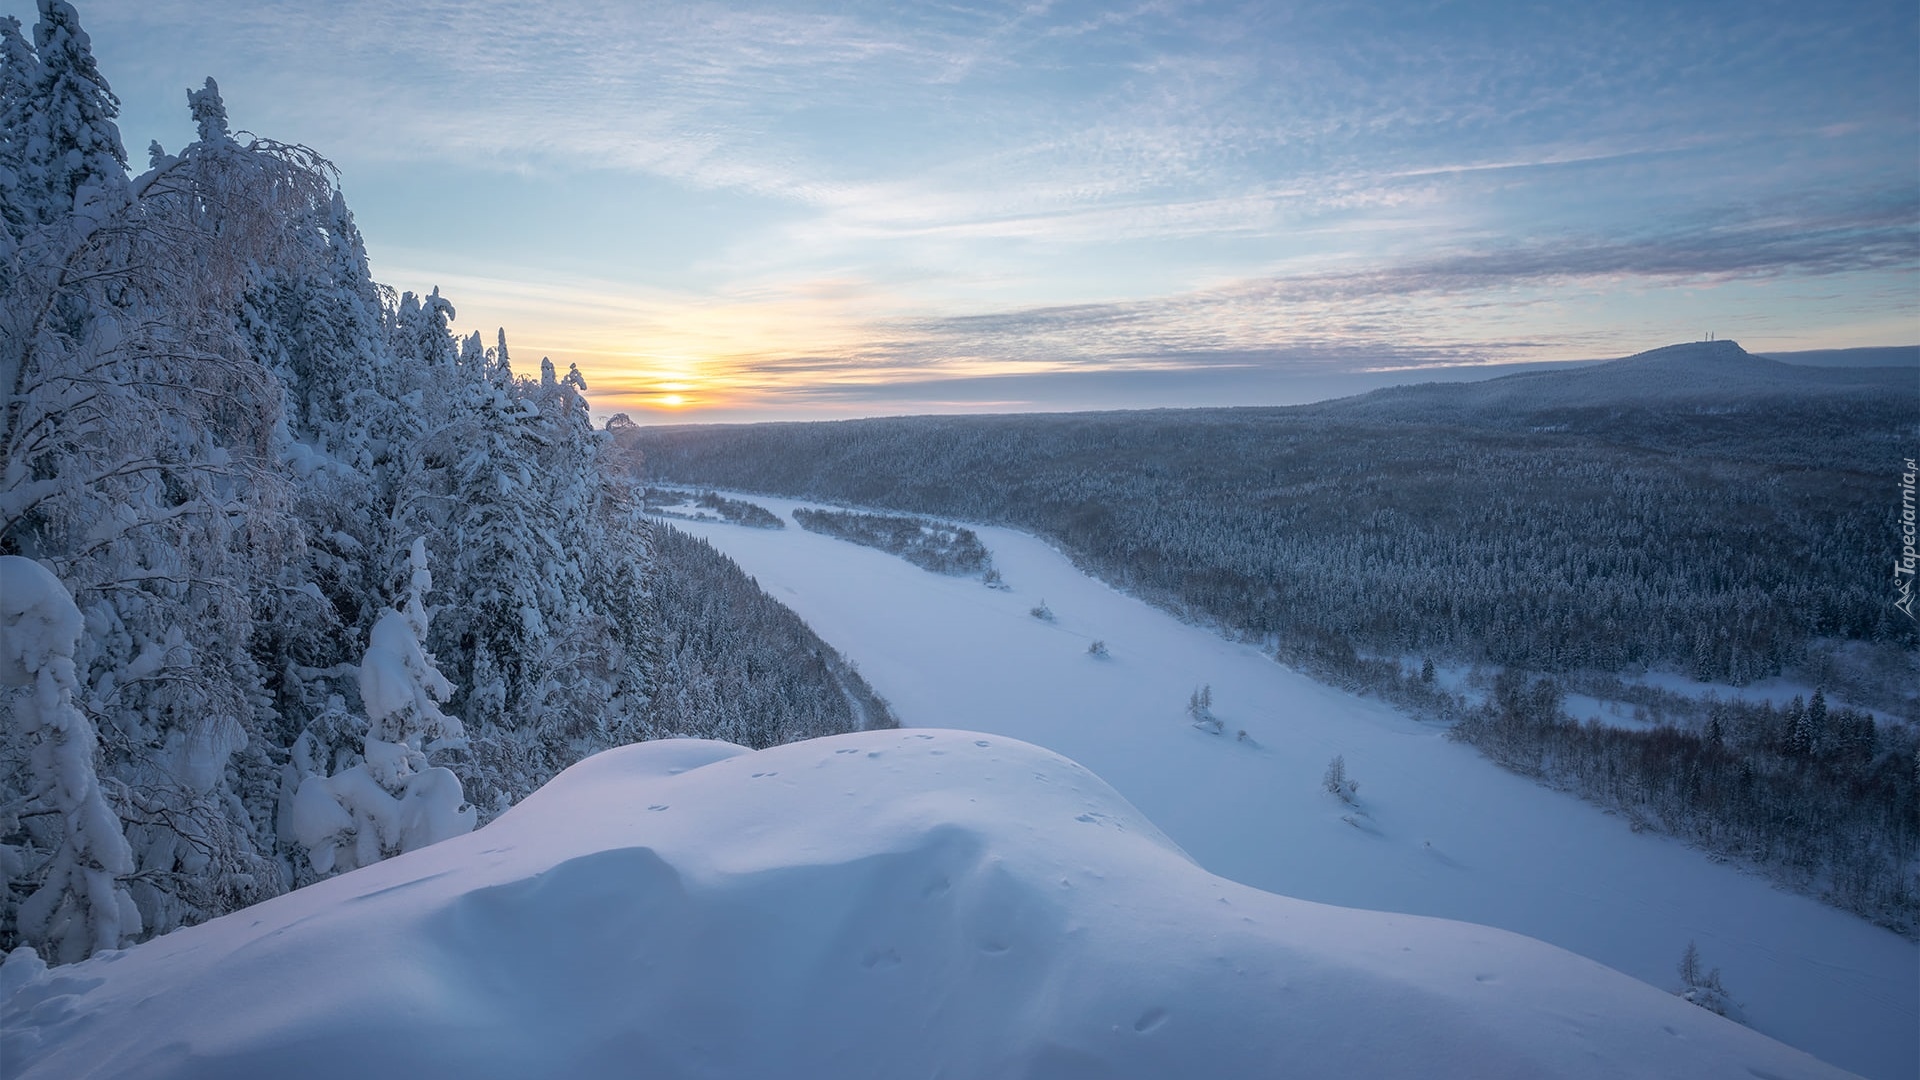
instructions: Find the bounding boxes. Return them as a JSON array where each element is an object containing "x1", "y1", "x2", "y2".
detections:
[{"x1": 25, "y1": 0, "x2": 1920, "y2": 420}]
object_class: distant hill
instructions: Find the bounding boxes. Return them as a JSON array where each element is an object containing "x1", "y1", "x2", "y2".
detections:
[
  {"x1": 1301, "y1": 341, "x2": 1914, "y2": 470},
  {"x1": 1330, "y1": 340, "x2": 1914, "y2": 418}
]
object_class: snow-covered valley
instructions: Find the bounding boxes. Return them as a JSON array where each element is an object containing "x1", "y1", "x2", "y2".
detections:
[
  {"x1": 672, "y1": 494, "x2": 1919, "y2": 1080},
  {"x1": 5, "y1": 489, "x2": 1912, "y2": 1079}
]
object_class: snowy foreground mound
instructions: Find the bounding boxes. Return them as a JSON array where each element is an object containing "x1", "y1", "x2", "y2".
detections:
[{"x1": 2, "y1": 731, "x2": 1847, "y2": 1079}]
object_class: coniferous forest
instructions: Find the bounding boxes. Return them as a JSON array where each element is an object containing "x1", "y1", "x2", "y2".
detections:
[
  {"x1": 626, "y1": 347, "x2": 1920, "y2": 930},
  {"x1": 0, "y1": 3, "x2": 876, "y2": 963}
]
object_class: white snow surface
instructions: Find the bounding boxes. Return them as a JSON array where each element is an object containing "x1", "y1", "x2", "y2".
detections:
[
  {"x1": 671, "y1": 494, "x2": 1918, "y2": 1080},
  {"x1": 0, "y1": 731, "x2": 1852, "y2": 1080}
]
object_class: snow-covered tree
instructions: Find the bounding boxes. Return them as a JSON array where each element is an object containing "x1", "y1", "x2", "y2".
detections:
[
  {"x1": 292, "y1": 540, "x2": 473, "y2": 876},
  {"x1": 437, "y1": 333, "x2": 553, "y2": 733},
  {"x1": 0, "y1": 556, "x2": 140, "y2": 963},
  {"x1": 0, "y1": 15, "x2": 40, "y2": 248},
  {"x1": 23, "y1": 0, "x2": 125, "y2": 229}
]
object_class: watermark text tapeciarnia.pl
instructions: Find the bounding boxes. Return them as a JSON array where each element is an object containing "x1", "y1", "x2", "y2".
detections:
[{"x1": 1896, "y1": 457, "x2": 1917, "y2": 621}]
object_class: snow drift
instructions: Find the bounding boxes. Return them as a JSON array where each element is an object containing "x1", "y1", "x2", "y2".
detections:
[{"x1": 1, "y1": 730, "x2": 1847, "y2": 1079}]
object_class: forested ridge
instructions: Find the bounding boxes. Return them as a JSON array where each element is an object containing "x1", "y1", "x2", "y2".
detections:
[
  {"x1": 0, "y1": 1, "x2": 872, "y2": 964},
  {"x1": 627, "y1": 342, "x2": 1920, "y2": 929}
]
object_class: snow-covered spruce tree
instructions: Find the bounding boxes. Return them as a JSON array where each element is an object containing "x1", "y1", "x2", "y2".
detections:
[
  {"x1": 0, "y1": 556, "x2": 140, "y2": 963},
  {"x1": 0, "y1": 15, "x2": 40, "y2": 251},
  {"x1": 438, "y1": 332, "x2": 552, "y2": 729},
  {"x1": 291, "y1": 540, "x2": 473, "y2": 875},
  {"x1": 21, "y1": 0, "x2": 126, "y2": 230}
]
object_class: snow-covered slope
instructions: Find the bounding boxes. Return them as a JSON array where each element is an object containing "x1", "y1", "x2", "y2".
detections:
[
  {"x1": 670, "y1": 496, "x2": 1918, "y2": 1079},
  {"x1": 0, "y1": 732, "x2": 1849, "y2": 1079}
]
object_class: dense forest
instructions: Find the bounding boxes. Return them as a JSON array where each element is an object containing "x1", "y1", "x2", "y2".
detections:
[
  {"x1": 626, "y1": 343, "x2": 1920, "y2": 929},
  {"x1": 0, "y1": 2, "x2": 872, "y2": 964}
]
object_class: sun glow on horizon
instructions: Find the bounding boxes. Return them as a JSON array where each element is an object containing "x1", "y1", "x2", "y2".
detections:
[{"x1": 390, "y1": 236, "x2": 1917, "y2": 427}]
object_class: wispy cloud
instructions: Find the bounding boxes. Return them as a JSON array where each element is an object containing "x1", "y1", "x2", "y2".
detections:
[
  {"x1": 64, "y1": 0, "x2": 1920, "y2": 420},
  {"x1": 415, "y1": 182, "x2": 1913, "y2": 420},
  {"x1": 877, "y1": 195, "x2": 1920, "y2": 365}
]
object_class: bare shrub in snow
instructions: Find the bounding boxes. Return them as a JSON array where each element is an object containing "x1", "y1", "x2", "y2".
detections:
[
  {"x1": 1187, "y1": 685, "x2": 1221, "y2": 733},
  {"x1": 1676, "y1": 941, "x2": 1740, "y2": 1021},
  {"x1": 1324, "y1": 755, "x2": 1359, "y2": 804}
]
